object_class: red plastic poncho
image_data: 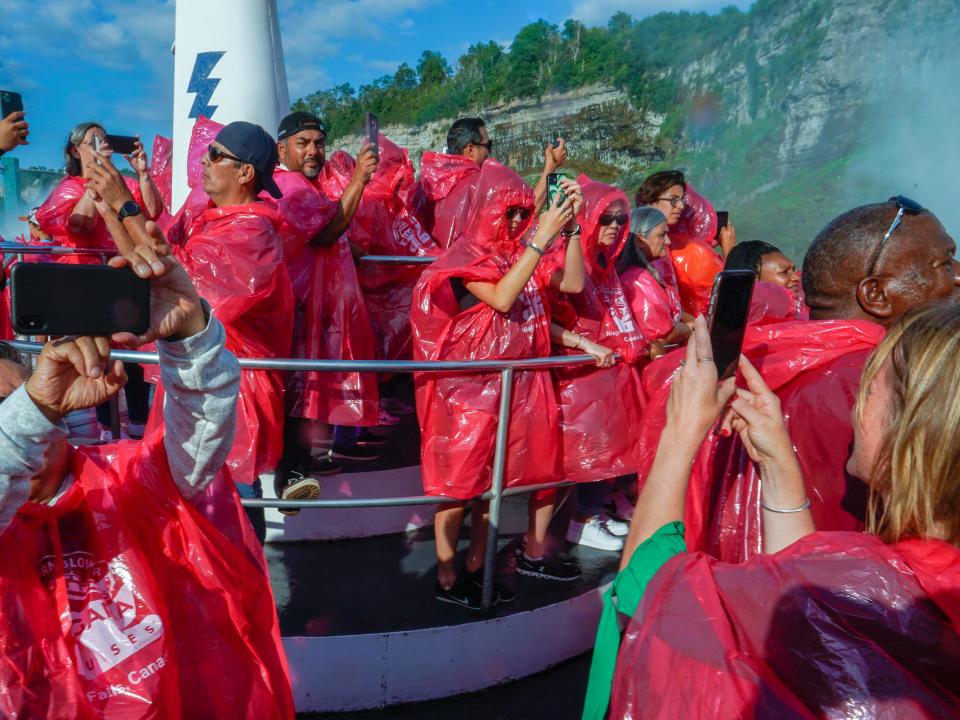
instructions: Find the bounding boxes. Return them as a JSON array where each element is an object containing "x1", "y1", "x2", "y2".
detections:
[
  {"x1": 0, "y1": 285, "x2": 10, "y2": 340},
  {"x1": 411, "y1": 162, "x2": 559, "y2": 498},
  {"x1": 35, "y1": 175, "x2": 151, "y2": 265},
  {"x1": 0, "y1": 437, "x2": 294, "y2": 720},
  {"x1": 348, "y1": 135, "x2": 441, "y2": 361},
  {"x1": 411, "y1": 151, "x2": 483, "y2": 249},
  {"x1": 148, "y1": 202, "x2": 294, "y2": 487},
  {"x1": 749, "y1": 280, "x2": 804, "y2": 325},
  {"x1": 550, "y1": 176, "x2": 646, "y2": 483},
  {"x1": 665, "y1": 183, "x2": 724, "y2": 316},
  {"x1": 637, "y1": 319, "x2": 885, "y2": 562},
  {"x1": 611, "y1": 532, "x2": 960, "y2": 718},
  {"x1": 149, "y1": 134, "x2": 173, "y2": 213},
  {"x1": 620, "y1": 248, "x2": 684, "y2": 344},
  {"x1": 274, "y1": 151, "x2": 381, "y2": 426}
]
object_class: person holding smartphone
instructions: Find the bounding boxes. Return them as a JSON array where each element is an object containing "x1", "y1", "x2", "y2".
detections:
[
  {"x1": 35, "y1": 122, "x2": 162, "y2": 266},
  {"x1": 411, "y1": 162, "x2": 585, "y2": 609},
  {"x1": 0, "y1": 110, "x2": 28, "y2": 154}
]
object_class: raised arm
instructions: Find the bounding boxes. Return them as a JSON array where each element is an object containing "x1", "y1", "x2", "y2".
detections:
[{"x1": 310, "y1": 142, "x2": 378, "y2": 247}]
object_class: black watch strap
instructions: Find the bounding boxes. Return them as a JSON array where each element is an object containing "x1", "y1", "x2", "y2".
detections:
[{"x1": 117, "y1": 200, "x2": 142, "y2": 223}]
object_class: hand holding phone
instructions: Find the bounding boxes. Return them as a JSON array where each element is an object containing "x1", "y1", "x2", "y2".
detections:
[
  {"x1": 546, "y1": 172, "x2": 564, "y2": 207},
  {"x1": 714, "y1": 211, "x2": 729, "y2": 239},
  {"x1": 0, "y1": 90, "x2": 28, "y2": 152}
]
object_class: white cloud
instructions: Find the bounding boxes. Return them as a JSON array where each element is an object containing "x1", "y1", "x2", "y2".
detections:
[{"x1": 570, "y1": 0, "x2": 752, "y2": 25}]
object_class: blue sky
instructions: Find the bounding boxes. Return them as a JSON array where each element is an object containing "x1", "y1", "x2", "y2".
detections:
[{"x1": 0, "y1": 0, "x2": 750, "y2": 170}]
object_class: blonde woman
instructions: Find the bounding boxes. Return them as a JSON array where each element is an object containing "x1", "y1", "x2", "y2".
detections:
[{"x1": 586, "y1": 304, "x2": 960, "y2": 719}]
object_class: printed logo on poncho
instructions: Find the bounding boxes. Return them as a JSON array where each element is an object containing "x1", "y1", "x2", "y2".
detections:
[
  {"x1": 599, "y1": 286, "x2": 639, "y2": 337},
  {"x1": 39, "y1": 551, "x2": 164, "y2": 681},
  {"x1": 517, "y1": 278, "x2": 546, "y2": 332},
  {"x1": 393, "y1": 215, "x2": 434, "y2": 255}
]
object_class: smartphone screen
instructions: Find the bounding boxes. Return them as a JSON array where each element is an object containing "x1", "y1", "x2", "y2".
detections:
[
  {"x1": 365, "y1": 112, "x2": 379, "y2": 156},
  {"x1": 707, "y1": 269, "x2": 755, "y2": 380},
  {"x1": 714, "y1": 211, "x2": 729, "y2": 239},
  {"x1": 546, "y1": 172, "x2": 563, "y2": 207},
  {"x1": 106, "y1": 134, "x2": 139, "y2": 155},
  {"x1": 0, "y1": 90, "x2": 23, "y2": 118},
  {"x1": 11, "y1": 264, "x2": 150, "y2": 336}
]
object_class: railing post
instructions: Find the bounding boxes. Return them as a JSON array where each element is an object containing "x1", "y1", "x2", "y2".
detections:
[{"x1": 482, "y1": 366, "x2": 513, "y2": 612}]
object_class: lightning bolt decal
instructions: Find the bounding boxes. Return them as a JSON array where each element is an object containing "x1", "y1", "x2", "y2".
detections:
[{"x1": 187, "y1": 51, "x2": 226, "y2": 119}]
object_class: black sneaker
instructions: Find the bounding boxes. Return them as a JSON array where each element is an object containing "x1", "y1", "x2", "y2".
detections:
[
  {"x1": 277, "y1": 472, "x2": 320, "y2": 517},
  {"x1": 435, "y1": 576, "x2": 483, "y2": 611},
  {"x1": 516, "y1": 539, "x2": 577, "y2": 567},
  {"x1": 463, "y1": 567, "x2": 516, "y2": 604},
  {"x1": 330, "y1": 443, "x2": 381, "y2": 462},
  {"x1": 516, "y1": 554, "x2": 582, "y2": 582},
  {"x1": 356, "y1": 429, "x2": 389, "y2": 447}
]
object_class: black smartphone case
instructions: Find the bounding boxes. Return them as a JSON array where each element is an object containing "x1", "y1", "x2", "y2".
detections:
[{"x1": 11, "y1": 264, "x2": 150, "y2": 336}]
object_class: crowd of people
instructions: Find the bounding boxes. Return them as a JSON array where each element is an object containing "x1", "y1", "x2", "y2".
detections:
[{"x1": 1, "y1": 98, "x2": 959, "y2": 718}]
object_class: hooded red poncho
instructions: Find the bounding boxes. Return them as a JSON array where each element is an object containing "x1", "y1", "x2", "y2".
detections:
[
  {"x1": 347, "y1": 135, "x2": 440, "y2": 362},
  {"x1": 611, "y1": 532, "x2": 960, "y2": 718},
  {"x1": 550, "y1": 176, "x2": 646, "y2": 483},
  {"x1": 637, "y1": 319, "x2": 884, "y2": 562},
  {"x1": 0, "y1": 437, "x2": 294, "y2": 719},
  {"x1": 149, "y1": 202, "x2": 294, "y2": 487},
  {"x1": 411, "y1": 162, "x2": 559, "y2": 498},
  {"x1": 35, "y1": 176, "x2": 153, "y2": 265},
  {"x1": 666, "y1": 183, "x2": 724, "y2": 316},
  {"x1": 412, "y1": 151, "x2": 482, "y2": 249},
  {"x1": 620, "y1": 248, "x2": 684, "y2": 344}
]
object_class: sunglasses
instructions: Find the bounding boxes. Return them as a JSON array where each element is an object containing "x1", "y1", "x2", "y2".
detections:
[
  {"x1": 866, "y1": 195, "x2": 924, "y2": 275},
  {"x1": 471, "y1": 140, "x2": 493, "y2": 152},
  {"x1": 598, "y1": 212, "x2": 629, "y2": 226},
  {"x1": 506, "y1": 206, "x2": 532, "y2": 221},
  {"x1": 657, "y1": 195, "x2": 687, "y2": 209},
  {"x1": 207, "y1": 145, "x2": 244, "y2": 164}
]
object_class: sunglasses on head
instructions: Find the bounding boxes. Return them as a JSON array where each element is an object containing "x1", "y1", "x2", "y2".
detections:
[
  {"x1": 506, "y1": 206, "x2": 531, "y2": 221},
  {"x1": 866, "y1": 195, "x2": 924, "y2": 275},
  {"x1": 207, "y1": 145, "x2": 244, "y2": 164},
  {"x1": 598, "y1": 212, "x2": 629, "y2": 226}
]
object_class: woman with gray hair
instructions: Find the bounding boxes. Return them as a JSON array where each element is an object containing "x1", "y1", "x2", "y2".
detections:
[
  {"x1": 616, "y1": 207, "x2": 692, "y2": 356},
  {"x1": 35, "y1": 122, "x2": 162, "y2": 266}
]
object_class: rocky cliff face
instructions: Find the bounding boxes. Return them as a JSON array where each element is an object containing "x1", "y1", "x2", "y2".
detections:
[{"x1": 333, "y1": 0, "x2": 959, "y2": 254}]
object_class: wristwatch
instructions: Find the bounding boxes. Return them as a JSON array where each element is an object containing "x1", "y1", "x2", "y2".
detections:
[{"x1": 117, "y1": 200, "x2": 141, "y2": 223}]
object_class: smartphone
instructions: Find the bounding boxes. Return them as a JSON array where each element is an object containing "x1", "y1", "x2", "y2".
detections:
[
  {"x1": 715, "y1": 211, "x2": 729, "y2": 239},
  {"x1": 92, "y1": 135, "x2": 103, "y2": 165},
  {"x1": 11, "y1": 264, "x2": 150, "y2": 336},
  {"x1": 551, "y1": 135, "x2": 562, "y2": 149},
  {"x1": 707, "y1": 269, "x2": 755, "y2": 380},
  {"x1": 546, "y1": 172, "x2": 564, "y2": 207},
  {"x1": 0, "y1": 90, "x2": 23, "y2": 118},
  {"x1": 364, "y1": 112, "x2": 379, "y2": 156},
  {"x1": 106, "y1": 134, "x2": 139, "y2": 155}
]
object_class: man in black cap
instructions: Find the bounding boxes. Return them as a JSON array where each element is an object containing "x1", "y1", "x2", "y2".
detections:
[
  {"x1": 159, "y1": 120, "x2": 295, "y2": 541},
  {"x1": 269, "y1": 111, "x2": 383, "y2": 508}
]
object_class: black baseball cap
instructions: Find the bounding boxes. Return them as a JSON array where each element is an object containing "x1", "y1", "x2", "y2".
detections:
[
  {"x1": 215, "y1": 121, "x2": 283, "y2": 199},
  {"x1": 278, "y1": 111, "x2": 326, "y2": 141}
]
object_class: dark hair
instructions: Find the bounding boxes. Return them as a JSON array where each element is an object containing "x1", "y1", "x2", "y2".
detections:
[
  {"x1": 64, "y1": 122, "x2": 105, "y2": 177},
  {"x1": 725, "y1": 241, "x2": 783, "y2": 278},
  {"x1": 447, "y1": 118, "x2": 486, "y2": 155},
  {"x1": 635, "y1": 170, "x2": 686, "y2": 206},
  {"x1": 0, "y1": 343, "x2": 29, "y2": 403}
]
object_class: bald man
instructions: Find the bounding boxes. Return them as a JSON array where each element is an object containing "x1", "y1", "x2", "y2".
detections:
[{"x1": 635, "y1": 198, "x2": 960, "y2": 562}]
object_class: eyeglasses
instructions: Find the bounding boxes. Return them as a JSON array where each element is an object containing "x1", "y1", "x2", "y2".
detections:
[
  {"x1": 471, "y1": 140, "x2": 493, "y2": 152},
  {"x1": 506, "y1": 206, "x2": 531, "y2": 221},
  {"x1": 207, "y1": 145, "x2": 244, "y2": 165},
  {"x1": 866, "y1": 195, "x2": 924, "y2": 275},
  {"x1": 656, "y1": 195, "x2": 687, "y2": 208},
  {"x1": 599, "y1": 212, "x2": 629, "y2": 226}
]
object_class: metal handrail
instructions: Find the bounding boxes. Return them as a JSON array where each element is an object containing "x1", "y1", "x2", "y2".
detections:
[
  {"x1": 0, "y1": 244, "x2": 436, "y2": 265},
  {"x1": 2, "y1": 339, "x2": 617, "y2": 611}
]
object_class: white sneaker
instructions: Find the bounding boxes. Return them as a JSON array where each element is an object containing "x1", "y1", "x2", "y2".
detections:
[
  {"x1": 604, "y1": 490, "x2": 636, "y2": 522},
  {"x1": 566, "y1": 517, "x2": 624, "y2": 551},
  {"x1": 602, "y1": 515, "x2": 629, "y2": 537}
]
